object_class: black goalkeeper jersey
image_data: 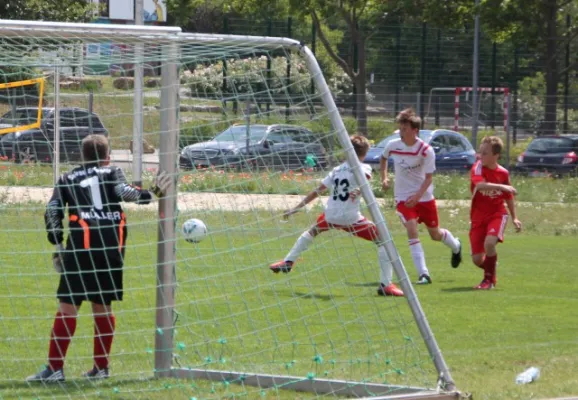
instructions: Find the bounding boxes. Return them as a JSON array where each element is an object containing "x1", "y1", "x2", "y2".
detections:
[{"x1": 45, "y1": 163, "x2": 153, "y2": 253}]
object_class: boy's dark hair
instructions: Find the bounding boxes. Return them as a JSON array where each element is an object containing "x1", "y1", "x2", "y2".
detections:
[
  {"x1": 481, "y1": 136, "x2": 503, "y2": 155},
  {"x1": 351, "y1": 134, "x2": 370, "y2": 158},
  {"x1": 396, "y1": 108, "x2": 421, "y2": 130},
  {"x1": 82, "y1": 134, "x2": 109, "y2": 163}
]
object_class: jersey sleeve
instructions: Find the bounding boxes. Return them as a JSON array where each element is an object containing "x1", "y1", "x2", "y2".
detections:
[
  {"x1": 321, "y1": 167, "x2": 335, "y2": 188},
  {"x1": 362, "y1": 163, "x2": 372, "y2": 180},
  {"x1": 381, "y1": 141, "x2": 391, "y2": 160},
  {"x1": 45, "y1": 176, "x2": 67, "y2": 245},
  {"x1": 111, "y1": 167, "x2": 154, "y2": 205},
  {"x1": 502, "y1": 169, "x2": 514, "y2": 200},
  {"x1": 470, "y1": 161, "x2": 485, "y2": 187},
  {"x1": 423, "y1": 146, "x2": 436, "y2": 174}
]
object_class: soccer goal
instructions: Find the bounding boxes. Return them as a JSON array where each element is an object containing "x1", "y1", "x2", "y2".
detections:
[
  {"x1": 425, "y1": 87, "x2": 510, "y2": 132},
  {"x1": 0, "y1": 20, "x2": 459, "y2": 399}
]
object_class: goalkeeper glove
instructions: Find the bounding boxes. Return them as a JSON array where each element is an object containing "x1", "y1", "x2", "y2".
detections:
[
  {"x1": 150, "y1": 170, "x2": 171, "y2": 197},
  {"x1": 52, "y1": 243, "x2": 64, "y2": 273}
]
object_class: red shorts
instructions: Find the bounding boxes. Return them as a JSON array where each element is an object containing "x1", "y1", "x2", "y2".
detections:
[
  {"x1": 469, "y1": 214, "x2": 509, "y2": 255},
  {"x1": 395, "y1": 199, "x2": 439, "y2": 228},
  {"x1": 315, "y1": 214, "x2": 378, "y2": 242}
]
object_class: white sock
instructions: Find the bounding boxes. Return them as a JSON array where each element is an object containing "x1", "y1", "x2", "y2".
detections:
[
  {"x1": 440, "y1": 228, "x2": 460, "y2": 253},
  {"x1": 286, "y1": 231, "x2": 314, "y2": 262},
  {"x1": 378, "y1": 246, "x2": 393, "y2": 286},
  {"x1": 409, "y1": 239, "x2": 429, "y2": 276}
]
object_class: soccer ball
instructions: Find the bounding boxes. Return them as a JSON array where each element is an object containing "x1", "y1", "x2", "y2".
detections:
[{"x1": 182, "y1": 218, "x2": 207, "y2": 243}]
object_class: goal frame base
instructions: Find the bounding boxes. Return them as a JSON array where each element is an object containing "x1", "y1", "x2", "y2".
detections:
[{"x1": 162, "y1": 367, "x2": 462, "y2": 399}]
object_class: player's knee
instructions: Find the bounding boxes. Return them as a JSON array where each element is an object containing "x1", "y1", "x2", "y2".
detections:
[
  {"x1": 427, "y1": 228, "x2": 442, "y2": 241},
  {"x1": 471, "y1": 254, "x2": 484, "y2": 266},
  {"x1": 404, "y1": 221, "x2": 419, "y2": 238},
  {"x1": 484, "y1": 238, "x2": 497, "y2": 254},
  {"x1": 308, "y1": 227, "x2": 320, "y2": 237},
  {"x1": 58, "y1": 302, "x2": 79, "y2": 316}
]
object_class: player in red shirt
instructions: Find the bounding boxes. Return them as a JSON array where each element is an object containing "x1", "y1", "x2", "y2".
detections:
[{"x1": 470, "y1": 136, "x2": 522, "y2": 289}]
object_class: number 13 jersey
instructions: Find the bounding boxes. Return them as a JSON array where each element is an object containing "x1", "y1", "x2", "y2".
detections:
[{"x1": 321, "y1": 162, "x2": 373, "y2": 226}]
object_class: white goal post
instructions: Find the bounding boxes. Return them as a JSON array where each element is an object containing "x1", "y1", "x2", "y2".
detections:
[
  {"x1": 0, "y1": 19, "x2": 460, "y2": 399},
  {"x1": 425, "y1": 86, "x2": 510, "y2": 132}
]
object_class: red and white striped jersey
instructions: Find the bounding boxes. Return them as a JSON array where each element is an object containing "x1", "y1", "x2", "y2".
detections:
[{"x1": 382, "y1": 138, "x2": 436, "y2": 202}]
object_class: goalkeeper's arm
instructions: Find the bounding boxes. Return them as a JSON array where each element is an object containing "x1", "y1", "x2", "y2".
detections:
[
  {"x1": 113, "y1": 168, "x2": 171, "y2": 204},
  {"x1": 45, "y1": 183, "x2": 65, "y2": 246}
]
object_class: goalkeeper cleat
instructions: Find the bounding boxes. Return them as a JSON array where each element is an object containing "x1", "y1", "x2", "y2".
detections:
[
  {"x1": 451, "y1": 239, "x2": 462, "y2": 268},
  {"x1": 377, "y1": 283, "x2": 404, "y2": 297},
  {"x1": 269, "y1": 260, "x2": 293, "y2": 274},
  {"x1": 83, "y1": 366, "x2": 109, "y2": 380},
  {"x1": 474, "y1": 279, "x2": 495, "y2": 290},
  {"x1": 416, "y1": 274, "x2": 432, "y2": 285},
  {"x1": 26, "y1": 367, "x2": 65, "y2": 383}
]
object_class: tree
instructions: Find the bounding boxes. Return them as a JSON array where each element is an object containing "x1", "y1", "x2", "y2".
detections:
[
  {"x1": 477, "y1": 0, "x2": 577, "y2": 135},
  {"x1": 0, "y1": 0, "x2": 95, "y2": 22}
]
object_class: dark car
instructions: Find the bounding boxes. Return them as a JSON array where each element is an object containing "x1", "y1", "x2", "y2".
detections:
[
  {"x1": 365, "y1": 129, "x2": 476, "y2": 172},
  {"x1": 180, "y1": 124, "x2": 327, "y2": 170},
  {"x1": 516, "y1": 135, "x2": 578, "y2": 177},
  {"x1": 0, "y1": 107, "x2": 108, "y2": 163}
]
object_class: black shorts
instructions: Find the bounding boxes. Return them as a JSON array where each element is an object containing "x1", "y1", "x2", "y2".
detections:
[{"x1": 57, "y1": 251, "x2": 124, "y2": 306}]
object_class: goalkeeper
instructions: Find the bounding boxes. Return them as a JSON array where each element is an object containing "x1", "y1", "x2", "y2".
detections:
[{"x1": 26, "y1": 134, "x2": 170, "y2": 383}]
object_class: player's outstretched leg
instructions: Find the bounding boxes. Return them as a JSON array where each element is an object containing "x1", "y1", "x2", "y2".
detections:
[
  {"x1": 269, "y1": 231, "x2": 314, "y2": 273},
  {"x1": 269, "y1": 260, "x2": 294, "y2": 274},
  {"x1": 375, "y1": 246, "x2": 404, "y2": 297}
]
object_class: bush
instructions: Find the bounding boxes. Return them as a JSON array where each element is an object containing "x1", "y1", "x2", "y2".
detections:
[{"x1": 183, "y1": 56, "x2": 373, "y2": 105}]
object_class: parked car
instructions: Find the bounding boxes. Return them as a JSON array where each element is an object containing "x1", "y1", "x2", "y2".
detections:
[
  {"x1": 180, "y1": 124, "x2": 327, "y2": 170},
  {"x1": 515, "y1": 135, "x2": 578, "y2": 177},
  {"x1": 0, "y1": 107, "x2": 109, "y2": 163},
  {"x1": 365, "y1": 129, "x2": 476, "y2": 172}
]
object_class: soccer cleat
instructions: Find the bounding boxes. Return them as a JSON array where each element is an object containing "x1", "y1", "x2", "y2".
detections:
[
  {"x1": 26, "y1": 367, "x2": 65, "y2": 383},
  {"x1": 451, "y1": 239, "x2": 462, "y2": 268},
  {"x1": 377, "y1": 283, "x2": 404, "y2": 297},
  {"x1": 269, "y1": 260, "x2": 294, "y2": 274},
  {"x1": 416, "y1": 274, "x2": 432, "y2": 285},
  {"x1": 474, "y1": 279, "x2": 495, "y2": 290},
  {"x1": 83, "y1": 366, "x2": 109, "y2": 380}
]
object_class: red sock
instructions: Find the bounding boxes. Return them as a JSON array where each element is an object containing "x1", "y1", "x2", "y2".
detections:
[
  {"x1": 94, "y1": 314, "x2": 116, "y2": 369},
  {"x1": 482, "y1": 255, "x2": 497, "y2": 283},
  {"x1": 48, "y1": 312, "x2": 77, "y2": 371}
]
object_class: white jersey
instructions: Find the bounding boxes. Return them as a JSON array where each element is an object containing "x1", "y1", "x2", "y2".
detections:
[
  {"x1": 382, "y1": 138, "x2": 436, "y2": 202},
  {"x1": 321, "y1": 161, "x2": 372, "y2": 225}
]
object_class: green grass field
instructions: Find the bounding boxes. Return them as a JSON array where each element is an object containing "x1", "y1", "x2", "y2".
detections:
[{"x1": 0, "y1": 200, "x2": 577, "y2": 400}]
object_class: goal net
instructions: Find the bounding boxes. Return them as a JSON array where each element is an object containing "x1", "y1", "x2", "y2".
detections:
[{"x1": 0, "y1": 20, "x2": 457, "y2": 399}]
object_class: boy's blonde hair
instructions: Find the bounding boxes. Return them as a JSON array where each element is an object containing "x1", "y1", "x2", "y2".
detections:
[
  {"x1": 351, "y1": 134, "x2": 370, "y2": 158},
  {"x1": 481, "y1": 136, "x2": 503, "y2": 155},
  {"x1": 396, "y1": 108, "x2": 421, "y2": 130}
]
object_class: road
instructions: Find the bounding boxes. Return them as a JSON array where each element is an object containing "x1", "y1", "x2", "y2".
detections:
[{"x1": 109, "y1": 149, "x2": 160, "y2": 170}]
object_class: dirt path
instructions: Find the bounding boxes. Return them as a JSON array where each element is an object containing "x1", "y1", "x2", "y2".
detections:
[{"x1": 0, "y1": 185, "x2": 471, "y2": 212}]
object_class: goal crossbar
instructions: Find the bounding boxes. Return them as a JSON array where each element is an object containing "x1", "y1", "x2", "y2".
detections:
[{"x1": 425, "y1": 86, "x2": 510, "y2": 132}]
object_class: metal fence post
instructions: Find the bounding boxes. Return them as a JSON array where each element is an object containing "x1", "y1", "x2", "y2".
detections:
[
  {"x1": 564, "y1": 14, "x2": 571, "y2": 133},
  {"x1": 491, "y1": 42, "x2": 497, "y2": 130},
  {"x1": 420, "y1": 22, "x2": 427, "y2": 121},
  {"x1": 394, "y1": 26, "x2": 401, "y2": 117}
]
